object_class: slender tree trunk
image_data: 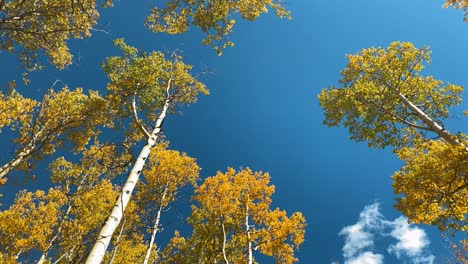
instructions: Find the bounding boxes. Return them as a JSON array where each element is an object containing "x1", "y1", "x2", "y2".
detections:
[
  {"x1": 53, "y1": 245, "x2": 76, "y2": 264},
  {"x1": 85, "y1": 96, "x2": 170, "y2": 264},
  {"x1": 246, "y1": 202, "x2": 252, "y2": 264},
  {"x1": 0, "y1": 122, "x2": 49, "y2": 181},
  {"x1": 108, "y1": 218, "x2": 126, "y2": 264},
  {"x1": 0, "y1": 142, "x2": 35, "y2": 180},
  {"x1": 142, "y1": 188, "x2": 167, "y2": 264},
  {"x1": 397, "y1": 93, "x2": 463, "y2": 146},
  {"x1": 37, "y1": 204, "x2": 73, "y2": 264},
  {"x1": 222, "y1": 223, "x2": 229, "y2": 264}
]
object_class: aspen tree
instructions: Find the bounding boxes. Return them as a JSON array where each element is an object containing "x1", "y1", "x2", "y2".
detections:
[
  {"x1": 135, "y1": 146, "x2": 200, "y2": 264},
  {"x1": 318, "y1": 42, "x2": 468, "y2": 233},
  {"x1": 318, "y1": 42, "x2": 464, "y2": 150},
  {"x1": 0, "y1": 143, "x2": 131, "y2": 263},
  {"x1": 85, "y1": 40, "x2": 208, "y2": 263},
  {"x1": 162, "y1": 168, "x2": 306, "y2": 264}
]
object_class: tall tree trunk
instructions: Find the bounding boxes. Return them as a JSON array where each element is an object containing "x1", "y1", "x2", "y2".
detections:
[
  {"x1": 246, "y1": 202, "x2": 252, "y2": 264},
  {"x1": 397, "y1": 93, "x2": 463, "y2": 147},
  {"x1": 85, "y1": 96, "x2": 170, "y2": 264},
  {"x1": 142, "y1": 188, "x2": 167, "y2": 264},
  {"x1": 222, "y1": 222, "x2": 229, "y2": 264}
]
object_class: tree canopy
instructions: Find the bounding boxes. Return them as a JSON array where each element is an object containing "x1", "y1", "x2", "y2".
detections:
[{"x1": 318, "y1": 42, "x2": 463, "y2": 149}]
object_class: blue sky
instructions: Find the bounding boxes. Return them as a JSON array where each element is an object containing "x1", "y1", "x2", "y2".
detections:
[{"x1": 1, "y1": 0, "x2": 468, "y2": 263}]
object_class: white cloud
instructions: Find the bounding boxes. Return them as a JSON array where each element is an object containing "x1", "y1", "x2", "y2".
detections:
[
  {"x1": 338, "y1": 202, "x2": 435, "y2": 264},
  {"x1": 339, "y1": 203, "x2": 384, "y2": 263},
  {"x1": 347, "y1": 252, "x2": 384, "y2": 264},
  {"x1": 387, "y1": 216, "x2": 434, "y2": 264}
]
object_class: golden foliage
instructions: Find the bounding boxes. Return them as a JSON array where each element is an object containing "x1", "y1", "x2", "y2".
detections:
[
  {"x1": 0, "y1": 0, "x2": 112, "y2": 71},
  {"x1": 0, "y1": 87, "x2": 110, "y2": 181},
  {"x1": 0, "y1": 189, "x2": 66, "y2": 258},
  {"x1": 443, "y1": 0, "x2": 468, "y2": 21},
  {"x1": 0, "y1": 89, "x2": 37, "y2": 131},
  {"x1": 137, "y1": 144, "x2": 200, "y2": 209},
  {"x1": 393, "y1": 139, "x2": 468, "y2": 234},
  {"x1": 163, "y1": 168, "x2": 306, "y2": 264},
  {"x1": 146, "y1": 0, "x2": 290, "y2": 55}
]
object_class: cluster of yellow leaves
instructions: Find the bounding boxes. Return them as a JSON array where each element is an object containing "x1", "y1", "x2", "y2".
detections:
[
  {"x1": 393, "y1": 139, "x2": 468, "y2": 234},
  {"x1": 0, "y1": 141, "x2": 135, "y2": 263},
  {"x1": 0, "y1": 0, "x2": 112, "y2": 70},
  {"x1": 163, "y1": 168, "x2": 306, "y2": 264},
  {"x1": 0, "y1": 90, "x2": 37, "y2": 131},
  {"x1": 0, "y1": 189, "x2": 65, "y2": 259},
  {"x1": 145, "y1": 0, "x2": 290, "y2": 55},
  {"x1": 50, "y1": 143, "x2": 132, "y2": 187},
  {"x1": 16, "y1": 87, "x2": 110, "y2": 153},
  {"x1": 443, "y1": 0, "x2": 468, "y2": 21},
  {"x1": 0, "y1": 87, "x2": 110, "y2": 182},
  {"x1": 102, "y1": 234, "x2": 148, "y2": 264},
  {"x1": 445, "y1": 0, "x2": 468, "y2": 8},
  {"x1": 137, "y1": 145, "x2": 200, "y2": 209},
  {"x1": 318, "y1": 42, "x2": 463, "y2": 149}
]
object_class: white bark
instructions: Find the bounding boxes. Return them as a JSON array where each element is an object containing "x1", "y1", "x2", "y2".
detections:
[
  {"x1": 397, "y1": 93, "x2": 463, "y2": 147},
  {"x1": 246, "y1": 202, "x2": 252, "y2": 264},
  {"x1": 142, "y1": 188, "x2": 167, "y2": 264},
  {"x1": 222, "y1": 223, "x2": 229, "y2": 264},
  {"x1": 0, "y1": 121, "x2": 49, "y2": 180},
  {"x1": 85, "y1": 93, "x2": 171, "y2": 264},
  {"x1": 0, "y1": 142, "x2": 35, "y2": 180}
]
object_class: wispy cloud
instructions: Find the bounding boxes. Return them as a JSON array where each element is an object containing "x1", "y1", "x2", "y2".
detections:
[
  {"x1": 387, "y1": 216, "x2": 434, "y2": 264},
  {"x1": 347, "y1": 252, "x2": 384, "y2": 264},
  {"x1": 339, "y1": 203, "x2": 384, "y2": 263},
  {"x1": 338, "y1": 202, "x2": 434, "y2": 264}
]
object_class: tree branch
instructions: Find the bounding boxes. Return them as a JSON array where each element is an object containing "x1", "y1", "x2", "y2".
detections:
[{"x1": 132, "y1": 95, "x2": 150, "y2": 139}]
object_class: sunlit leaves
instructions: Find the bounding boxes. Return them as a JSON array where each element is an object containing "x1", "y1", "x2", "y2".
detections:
[
  {"x1": 134, "y1": 145, "x2": 200, "y2": 263},
  {"x1": 393, "y1": 139, "x2": 468, "y2": 234},
  {"x1": 443, "y1": 0, "x2": 468, "y2": 21},
  {"x1": 0, "y1": 87, "x2": 110, "y2": 181},
  {"x1": 0, "y1": 89, "x2": 37, "y2": 131},
  {"x1": 164, "y1": 168, "x2": 306, "y2": 264},
  {"x1": 137, "y1": 145, "x2": 200, "y2": 210},
  {"x1": 0, "y1": 0, "x2": 112, "y2": 71},
  {"x1": 0, "y1": 189, "x2": 66, "y2": 259},
  {"x1": 145, "y1": 0, "x2": 290, "y2": 55},
  {"x1": 318, "y1": 42, "x2": 463, "y2": 149},
  {"x1": 0, "y1": 145, "x2": 128, "y2": 263},
  {"x1": 102, "y1": 39, "x2": 208, "y2": 141}
]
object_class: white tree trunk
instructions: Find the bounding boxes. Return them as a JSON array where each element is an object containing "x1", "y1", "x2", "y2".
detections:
[
  {"x1": 85, "y1": 98, "x2": 170, "y2": 264},
  {"x1": 222, "y1": 223, "x2": 229, "y2": 264},
  {"x1": 0, "y1": 142, "x2": 35, "y2": 180},
  {"x1": 0, "y1": 123, "x2": 50, "y2": 181},
  {"x1": 246, "y1": 202, "x2": 252, "y2": 264},
  {"x1": 142, "y1": 188, "x2": 167, "y2": 264},
  {"x1": 397, "y1": 93, "x2": 463, "y2": 146}
]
